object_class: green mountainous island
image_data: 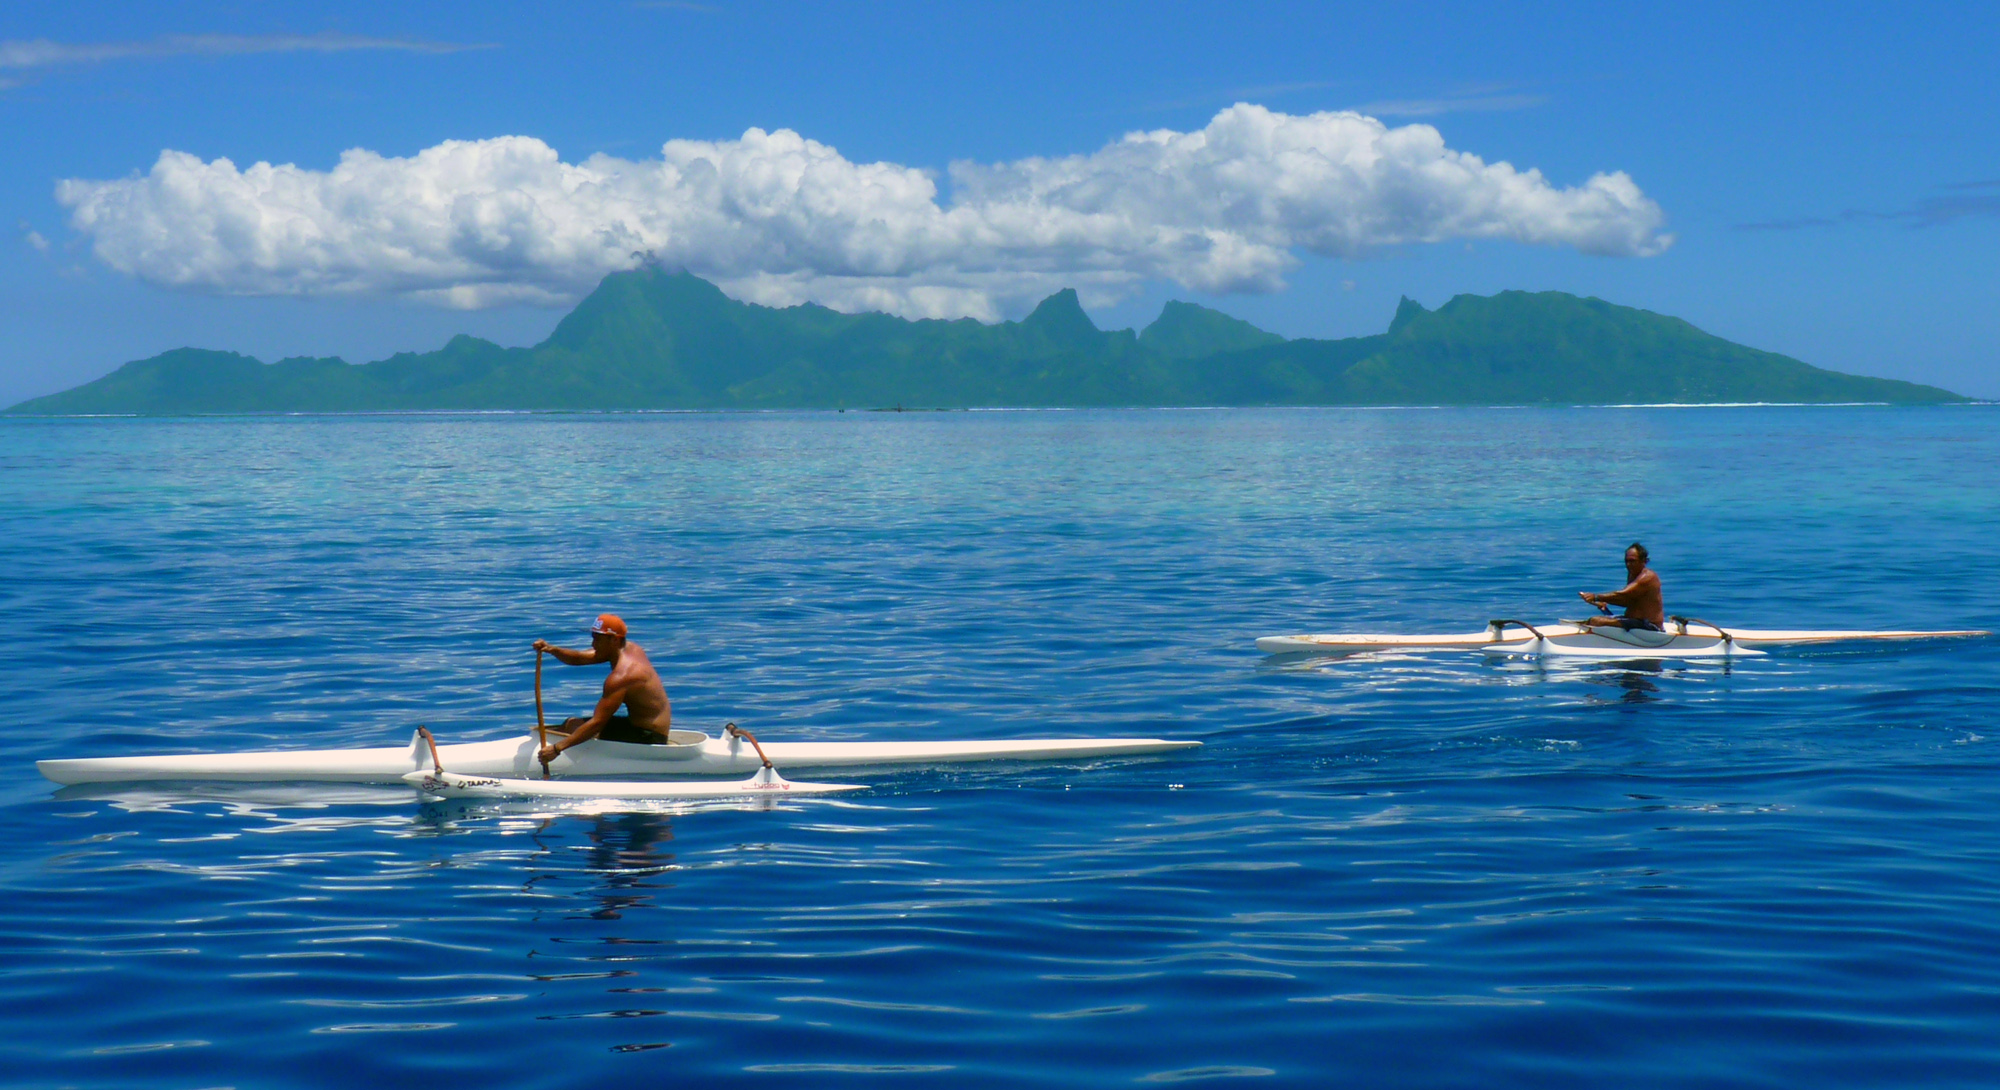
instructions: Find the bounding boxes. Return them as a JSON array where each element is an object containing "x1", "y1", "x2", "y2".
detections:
[{"x1": 7, "y1": 268, "x2": 1963, "y2": 413}]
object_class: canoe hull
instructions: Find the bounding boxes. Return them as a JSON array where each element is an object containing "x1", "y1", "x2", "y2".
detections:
[{"x1": 38, "y1": 732, "x2": 1201, "y2": 786}]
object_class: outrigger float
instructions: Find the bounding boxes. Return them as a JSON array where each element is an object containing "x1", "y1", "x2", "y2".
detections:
[{"x1": 1256, "y1": 615, "x2": 1990, "y2": 661}]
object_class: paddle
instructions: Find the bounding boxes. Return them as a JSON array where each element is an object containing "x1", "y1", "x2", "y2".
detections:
[{"x1": 534, "y1": 648, "x2": 550, "y2": 779}]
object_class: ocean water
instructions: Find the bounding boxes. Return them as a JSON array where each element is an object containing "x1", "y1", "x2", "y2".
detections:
[{"x1": 1, "y1": 406, "x2": 1996, "y2": 1089}]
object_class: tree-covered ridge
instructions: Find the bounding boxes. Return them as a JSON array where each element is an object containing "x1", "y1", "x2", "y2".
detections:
[{"x1": 7, "y1": 269, "x2": 1964, "y2": 413}]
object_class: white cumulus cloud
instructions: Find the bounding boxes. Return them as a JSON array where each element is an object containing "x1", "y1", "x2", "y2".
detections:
[{"x1": 56, "y1": 103, "x2": 1671, "y2": 318}]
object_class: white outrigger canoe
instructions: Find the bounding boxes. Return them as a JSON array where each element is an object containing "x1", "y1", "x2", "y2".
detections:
[
  {"x1": 37, "y1": 727, "x2": 1201, "y2": 787},
  {"x1": 1256, "y1": 616, "x2": 1990, "y2": 661}
]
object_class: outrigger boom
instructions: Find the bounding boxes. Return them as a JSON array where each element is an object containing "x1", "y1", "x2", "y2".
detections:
[{"x1": 401, "y1": 726, "x2": 867, "y2": 800}]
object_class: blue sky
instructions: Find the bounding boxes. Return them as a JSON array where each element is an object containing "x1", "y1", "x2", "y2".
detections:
[{"x1": 4, "y1": 0, "x2": 1996, "y2": 403}]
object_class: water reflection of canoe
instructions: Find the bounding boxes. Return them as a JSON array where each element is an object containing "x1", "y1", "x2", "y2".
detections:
[{"x1": 38, "y1": 730, "x2": 1201, "y2": 786}]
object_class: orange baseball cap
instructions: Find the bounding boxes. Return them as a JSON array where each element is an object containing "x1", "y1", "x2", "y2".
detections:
[{"x1": 590, "y1": 614, "x2": 628, "y2": 639}]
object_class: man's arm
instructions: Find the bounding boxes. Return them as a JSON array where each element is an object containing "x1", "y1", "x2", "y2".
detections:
[
  {"x1": 1584, "y1": 572, "x2": 1657, "y2": 608},
  {"x1": 539, "y1": 684, "x2": 628, "y2": 764},
  {"x1": 534, "y1": 639, "x2": 605, "y2": 666}
]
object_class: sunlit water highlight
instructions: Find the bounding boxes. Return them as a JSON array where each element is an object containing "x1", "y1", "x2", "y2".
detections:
[{"x1": 2, "y1": 407, "x2": 1996, "y2": 1088}]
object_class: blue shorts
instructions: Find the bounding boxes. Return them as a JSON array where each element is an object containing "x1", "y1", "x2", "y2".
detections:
[{"x1": 1614, "y1": 617, "x2": 1664, "y2": 633}]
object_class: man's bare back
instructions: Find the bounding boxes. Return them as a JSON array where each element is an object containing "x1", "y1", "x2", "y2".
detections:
[
  {"x1": 1579, "y1": 544, "x2": 1665, "y2": 630},
  {"x1": 533, "y1": 614, "x2": 671, "y2": 766},
  {"x1": 600, "y1": 642, "x2": 670, "y2": 729}
]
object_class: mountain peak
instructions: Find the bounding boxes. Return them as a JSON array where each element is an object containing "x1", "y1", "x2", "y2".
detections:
[
  {"x1": 1389, "y1": 296, "x2": 1429, "y2": 336},
  {"x1": 1020, "y1": 289, "x2": 1100, "y2": 344},
  {"x1": 1139, "y1": 301, "x2": 1285, "y2": 359},
  {"x1": 544, "y1": 265, "x2": 736, "y2": 352}
]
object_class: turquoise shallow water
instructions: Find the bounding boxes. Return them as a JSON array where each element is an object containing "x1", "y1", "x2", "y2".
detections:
[{"x1": 2, "y1": 406, "x2": 1997, "y2": 1088}]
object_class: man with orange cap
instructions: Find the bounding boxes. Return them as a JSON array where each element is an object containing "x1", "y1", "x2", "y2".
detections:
[{"x1": 533, "y1": 614, "x2": 672, "y2": 765}]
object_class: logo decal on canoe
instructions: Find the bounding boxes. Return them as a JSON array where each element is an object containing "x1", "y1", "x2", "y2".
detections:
[{"x1": 421, "y1": 775, "x2": 501, "y2": 790}]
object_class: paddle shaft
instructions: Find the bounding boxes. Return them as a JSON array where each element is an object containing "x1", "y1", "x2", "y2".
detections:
[{"x1": 534, "y1": 649, "x2": 549, "y2": 778}]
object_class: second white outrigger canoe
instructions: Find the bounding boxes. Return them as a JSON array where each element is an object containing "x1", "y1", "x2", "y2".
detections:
[
  {"x1": 1256, "y1": 616, "x2": 1989, "y2": 660},
  {"x1": 38, "y1": 729, "x2": 1201, "y2": 786}
]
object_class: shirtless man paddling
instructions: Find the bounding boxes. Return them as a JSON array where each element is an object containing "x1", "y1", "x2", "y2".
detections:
[
  {"x1": 1579, "y1": 543, "x2": 1665, "y2": 632},
  {"x1": 533, "y1": 614, "x2": 671, "y2": 767}
]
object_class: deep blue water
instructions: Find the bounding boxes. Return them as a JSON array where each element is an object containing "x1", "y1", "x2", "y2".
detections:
[{"x1": 2, "y1": 407, "x2": 1996, "y2": 1089}]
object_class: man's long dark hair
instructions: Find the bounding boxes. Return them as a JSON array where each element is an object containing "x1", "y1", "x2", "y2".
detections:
[{"x1": 1628, "y1": 542, "x2": 1649, "y2": 562}]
